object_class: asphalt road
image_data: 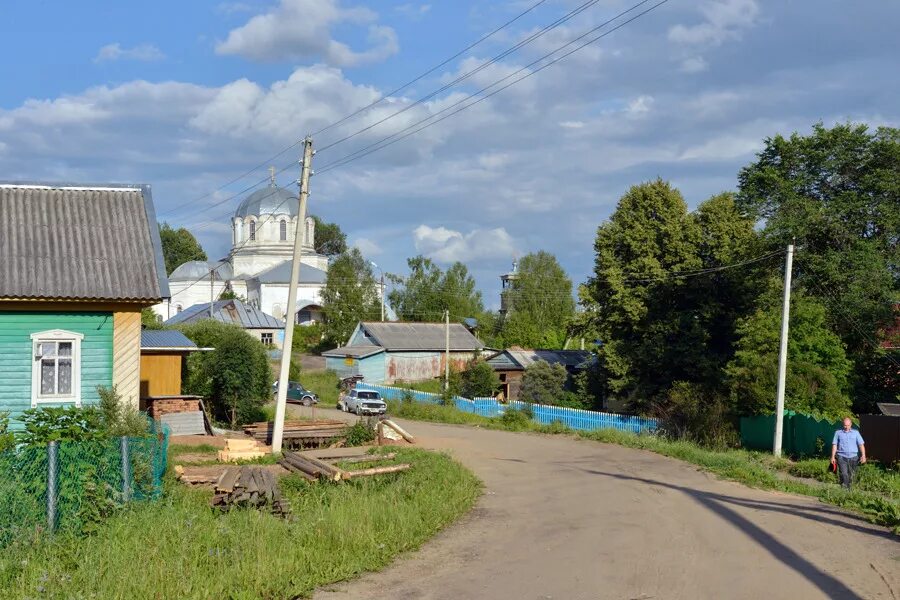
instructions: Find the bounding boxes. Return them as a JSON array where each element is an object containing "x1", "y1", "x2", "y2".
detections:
[{"x1": 299, "y1": 406, "x2": 900, "y2": 600}]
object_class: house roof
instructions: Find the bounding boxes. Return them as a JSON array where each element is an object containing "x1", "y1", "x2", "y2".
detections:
[
  {"x1": 0, "y1": 182, "x2": 169, "y2": 302},
  {"x1": 486, "y1": 348, "x2": 594, "y2": 371},
  {"x1": 321, "y1": 345, "x2": 385, "y2": 359},
  {"x1": 876, "y1": 403, "x2": 900, "y2": 417},
  {"x1": 251, "y1": 260, "x2": 328, "y2": 284},
  {"x1": 164, "y1": 299, "x2": 284, "y2": 329},
  {"x1": 355, "y1": 321, "x2": 483, "y2": 352},
  {"x1": 140, "y1": 330, "x2": 200, "y2": 351}
]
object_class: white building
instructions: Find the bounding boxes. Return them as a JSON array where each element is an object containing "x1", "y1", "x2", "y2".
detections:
[{"x1": 153, "y1": 182, "x2": 329, "y2": 324}]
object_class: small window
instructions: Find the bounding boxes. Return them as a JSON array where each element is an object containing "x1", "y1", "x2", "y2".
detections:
[
  {"x1": 176, "y1": 304, "x2": 183, "y2": 314},
  {"x1": 30, "y1": 330, "x2": 83, "y2": 407},
  {"x1": 280, "y1": 220, "x2": 287, "y2": 241},
  {"x1": 249, "y1": 221, "x2": 256, "y2": 241},
  {"x1": 261, "y1": 332, "x2": 273, "y2": 346}
]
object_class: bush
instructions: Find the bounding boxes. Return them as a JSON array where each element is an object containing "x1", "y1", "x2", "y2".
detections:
[
  {"x1": 17, "y1": 406, "x2": 106, "y2": 445},
  {"x1": 499, "y1": 408, "x2": 532, "y2": 431},
  {"x1": 0, "y1": 412, "x2": 13, "y2": 453},
  {"x1": 97, "y1": 386, "x2": 149, "y2": 438},
  {"x1": 345, "y1": 420, "x2": 376, "y2": 446},
  {"x1": 651, "y1": 381, "x2": 738, "y2": 450},
  {"x1": 459, "y1": 360, "x2": 500, "y2": 398},
  {"x1": 519, "y1": 360, "x2": 569, "y2": 406},
  {"x1": 293, "y1": 322, "x2": 326, "y2": 354}
]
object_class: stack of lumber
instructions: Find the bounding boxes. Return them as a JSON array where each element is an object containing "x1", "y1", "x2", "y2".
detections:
[
  {"x1": 217, "y1": 437, "x2": 266, "y2": 462},
  {"x1": 278, "y1": 450, "x2": 411, "y2": 482},
  {"x1": 210, "y1": 466, "x2": 291, "y2": 518},
  {"x1": 243, "y1": 420, "x2": 348, "y2": 448}
]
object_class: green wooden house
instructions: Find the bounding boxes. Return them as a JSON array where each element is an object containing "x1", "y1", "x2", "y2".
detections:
[{"x1": 0, "y1": 183, "x2": 169, "y2": 429}]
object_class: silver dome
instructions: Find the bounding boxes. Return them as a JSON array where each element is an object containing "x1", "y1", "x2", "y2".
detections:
[
  {"x1": 169, "y1": 261, "x2": 233, "y2": 281},
  {"x1": 234, "y1": 185, "x2": 298, "y2": 218}
]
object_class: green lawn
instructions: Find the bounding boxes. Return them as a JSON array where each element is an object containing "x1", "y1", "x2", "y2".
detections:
[{"x1": 0, "y1": 448, "x2": 481, "y2": 599}]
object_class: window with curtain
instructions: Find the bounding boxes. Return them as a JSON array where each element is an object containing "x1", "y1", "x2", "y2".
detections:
[{"x1": 31, "y1": 330, "x2": 83, "y2": 406}]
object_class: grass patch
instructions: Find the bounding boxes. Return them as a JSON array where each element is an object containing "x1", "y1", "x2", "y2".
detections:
[
  {"x1": 300, "y1": 370, "x2": 342, "y2": 407},
  {"x1": 169, "y1": 443, "x2": 218, "y2": 458},
  {"x1": 393, "y1": 379, "x2": 444, "y2": 395},
  {"x1": 386, "y1": 398, "x2": 900, "y2": 534},
  {"x1": 0, "y1": 448, "x2": 480, "y2": 599}
]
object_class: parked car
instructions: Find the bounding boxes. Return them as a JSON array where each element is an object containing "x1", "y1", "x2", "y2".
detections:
[
  {"x1": 272, "y1": 381, "x2": 319, "y2": 406},
  {"x1": 338, "y1": 389, "x2": 386, "y2": 415}
]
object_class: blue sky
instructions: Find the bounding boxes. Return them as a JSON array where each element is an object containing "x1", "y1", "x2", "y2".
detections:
[{"x1": 2, "y1": 0, "x2": 898, "y2": 309}]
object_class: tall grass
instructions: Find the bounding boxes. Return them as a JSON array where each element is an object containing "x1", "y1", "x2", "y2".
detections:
[
  {"x1": 0, "y1": 448, "x2": 480, "y2": 599},
  {"x1": 300, "y1": 370, "x2": 342, "y2": 407}
]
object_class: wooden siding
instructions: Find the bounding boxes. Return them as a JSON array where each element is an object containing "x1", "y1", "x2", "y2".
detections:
[
  {"x1": 113, "y1": 310, "x2": 142, "y2": 408},
  {"x1": 139, "y1": 354, "x2": 183, "y2": 397},
  {"x1": 0, "y1": 311, "x2": 113, "y2": 427}
]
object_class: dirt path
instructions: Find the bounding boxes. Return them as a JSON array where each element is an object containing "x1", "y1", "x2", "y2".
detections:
[{"x1": 300, "y1": 407, "x2": 900, "y2": 600}]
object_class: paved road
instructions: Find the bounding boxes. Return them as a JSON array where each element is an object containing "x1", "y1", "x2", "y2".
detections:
[{"x1": 300, "y1": 407, "x2": 900, "y2": 600}]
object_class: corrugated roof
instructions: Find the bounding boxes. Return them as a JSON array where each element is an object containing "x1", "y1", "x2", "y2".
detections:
[
  {"x1": 877, "y1": 403, "x2": 900, "y2": 417},
  {"x1": 0, "y1": 183, "x2": 168, "y2": 301},
  {"x1": 141, "y1": 330, "x2": 198, "y2": 350},
  {"x1": 359, "y1": 322, "x2": 482, "y2": 351},
  {"x1": 252, "y1": 260, "x2": 328, "y2": 284},
  {"x1": 321, "y1": 345, "x2": 384, "y2": 359},
  {"x1": 487, "y1": 349, "x2": 594, "y2": 370},
  {"x1": 164, "y1": 299, "x2": 284, "y2": 329}
]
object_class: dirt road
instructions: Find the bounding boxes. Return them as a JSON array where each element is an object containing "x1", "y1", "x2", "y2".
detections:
[{"x1": 303, "y1": 407, "x2": 899, "y2": 600}]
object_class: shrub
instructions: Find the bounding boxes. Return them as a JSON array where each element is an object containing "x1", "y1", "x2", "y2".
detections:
[
  {"x1": 499, "y1": 408, "x2": 532, "y2": 431},
  {"x1": 519, "y1": 360, "x2": 568, "y2": 406},
  {"x1": 293, "y1": 322, "x2": 326, "y2": 354},
  {"x1": 0, "y1": 412, "x2": 13, "y2": 453},
  {"x1": 345, "y1": 420, "x2": 376, "y2": 446},
  {"x1": 97, "y1": 386, "x2": 149, "y2": 438},
  {"x1": 17, "y1": 406, "x2": 106, "y2": 445},
  {"x1": 651, "y1": 381, "x2": 738, "y2": 450},
  {"x1": 459, "y1": 360, "x2": 500, "y2": 398}
]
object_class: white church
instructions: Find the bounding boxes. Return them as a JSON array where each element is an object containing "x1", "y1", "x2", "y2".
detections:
[{"x1": 152, "y1": 181, "x2": 330, "y2": 325}]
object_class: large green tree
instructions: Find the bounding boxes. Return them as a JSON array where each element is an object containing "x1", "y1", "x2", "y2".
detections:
[
  {"x1": 501, "y1": 251, "x2": 575, "y2": 348},
  {"x1": 388, "y1": 256, "x2": 484, "y2": 322},
  {"x1": 311, "y1": 215, "x2": 348, "y2": 257},
  {"x1": 737, "y1": 123, "x2": 900, "y2": 411},
  {"x1": 158, "y1": 223, "x2": 207, "y2": 275},
  {"x1": 321, "y1": 248, "x2": 380, "y2": 346}
]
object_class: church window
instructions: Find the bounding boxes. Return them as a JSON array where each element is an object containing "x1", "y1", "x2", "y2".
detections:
[
  {"x1": 280, "y1": 220, "x2": 287, "y2": 241},
  {"x1": 249, "y1": 221, "x2": 256, "y2": 241}
]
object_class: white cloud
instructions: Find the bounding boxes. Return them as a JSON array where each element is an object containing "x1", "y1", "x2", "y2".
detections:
[
  {"x1": 669, "y1": 0, "x2": 759, "y2": 46},
  {"x1": 413, "y1": 225, "x2": 517, "y2": 263},
  {"x1": 395, "y1": 3, "x2": 431, "y2": 19},
  {"x1": 352, "y1": 237, "x2": 382, "y2": 256},
  {"x1": 216, "y1": 0, "x2": 398, "y2": 66},
  {"x1": 559, "y1": 120, "x2": 584, "y2": 129},
  {"x1": 94, "y1": 43, "x2": 165, "y2": 63},
  {"x1": 627, "y1": 95, "x2": 654, "y2": 115},
  {"x1": 680, "y1": 56, "x2": 709, "y2": 73}
]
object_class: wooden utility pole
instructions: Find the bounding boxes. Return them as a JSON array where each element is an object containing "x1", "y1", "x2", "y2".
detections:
[
  {"x1": 272, "y1": 136, "x2": 314, "y2": 453},
  {"x1": 444, "y1": 309, "x2": 450, "y2": 391},
  {"x1": 209, "y1": 267, "x2": 215, "y2": 319},
  {"x1": 773, "y1": 242, "x2": 794, "y2": 456}
]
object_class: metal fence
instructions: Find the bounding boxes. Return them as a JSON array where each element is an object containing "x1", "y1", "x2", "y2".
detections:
[
  {"x1": 359, "y1": 383, "x2": 658, "y2": 434},
  {"x1": 0, "y1": 423, "x2": 169, "y2": 547}
]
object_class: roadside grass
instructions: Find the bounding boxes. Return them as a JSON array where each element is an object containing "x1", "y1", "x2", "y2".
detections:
[
  {"x1": 386, "y1": 400, "x2": 900, "y2": 534},
  {"x1": 0, "y1": 448, "x2": 481, "y2": 600},
  {"x1": 300, "y1": 370, "x2": 342, "y2": 407},
  {"x1": 393, "y1": 379, "x2": 445, "y2": 395}
]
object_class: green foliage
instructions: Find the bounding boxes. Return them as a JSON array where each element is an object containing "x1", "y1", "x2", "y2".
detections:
[
  {"x1": 726, "y1": 283, "x2": 853, "y2": 419},
  {"x1": 178, "y1": 320, "x2": 271, "y2": 428},
  {"x1": 311, "y1": 215, "x2": 348, "y2": 256},
  {"x1": 140, "y1": 307, "x2": 164, "y2": 330},
  {"x1": 737, "y1": 122, "x2": 900, "y2": 412},
  {"x1": 388, "y1": 256, "x2": 485, "y2": 323},
  {"x1": 158, "y1": 222, "x2": 207, "y2": 275},
  {"x1": 650, "y1": 382, "x2": 738, "y2": 449},
  {"x1": 292, "y1": 322, "x2": 326, "y2": 354},
  {"x1": 459, "y1": 359, "x2": 500, "y2": 398},
  {"x1": 321, "y1": 248, "x2": 380, "y2": 346},
  {"x1": 519, "y1": 360, "x2": 569, "y2": 406},
  {"x1": 0, "y1": 412, "x2": 14, "y2": 453},
  {"x1": 500, "y1": 251, "x2": 575, "y2": 348},
  {"x1": 17, "y1": 406, "x2": 106, "y2": 445},
  {"x1": 498, "y1": 407, "x2": 532, "y2": 430},
  {"x1": 288, "y1": 357, "x2": 302, "y2": 382},
  {"x1": 97, "y1": 386, "x2": 149, "y2": 438},
  {"x1": 345, "y1": 420, "x2": 376, "y2": 446}
]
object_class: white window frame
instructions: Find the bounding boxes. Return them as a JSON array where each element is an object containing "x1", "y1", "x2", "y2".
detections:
[{"x1": 30, "y1": 329, "x2": 84, "y2": 407}]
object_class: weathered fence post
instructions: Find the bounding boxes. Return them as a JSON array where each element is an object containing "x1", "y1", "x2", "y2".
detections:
[
  {"x1": 120, "y1": 436, "x2": 131, "y2": 502},
  {"x1": 46, "y1": 441, "x2": 58, "y2": 533}
]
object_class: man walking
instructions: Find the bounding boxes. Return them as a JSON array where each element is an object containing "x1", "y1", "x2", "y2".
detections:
[{"x1": 831, "y1": 418, "x2": 866, "y2": 490}]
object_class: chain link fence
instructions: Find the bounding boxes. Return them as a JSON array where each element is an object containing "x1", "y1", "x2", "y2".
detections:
[{"x1": 0, "y1": 421, "x2": 169, "y2": 547}]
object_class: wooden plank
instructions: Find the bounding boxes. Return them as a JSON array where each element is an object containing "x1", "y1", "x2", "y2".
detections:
[
  {"x1": 381, "y1": 420, "x2": 415, "y2": 443},
  {"x1": 344, "y1": 463, "x2": 412, "y2": 478},
  {"x1": 296, "y1": 453, "x2": 348, "y2": 480},
  {"x1": 217, "y1": 467, "x2": 240, "y2": 493},
  {"x1": 278, "y1": 458, "x2": 317, "y2": 482},
  {"x1": 336, "y1": 453, "x2": 397, "y2": 464}
]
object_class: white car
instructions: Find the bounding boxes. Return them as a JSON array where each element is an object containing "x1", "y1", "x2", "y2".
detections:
[{"x1": 338, "y1": 389, "x2": 387, "y2": 415}]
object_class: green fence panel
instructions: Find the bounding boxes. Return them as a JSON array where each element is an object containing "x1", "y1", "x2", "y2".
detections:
[
  {"x1": 741, "y1": 411, "x2": 838, "y2": 457},
  {"x1": 791, "y1": 414, "x2": 839, "y2": 458}
]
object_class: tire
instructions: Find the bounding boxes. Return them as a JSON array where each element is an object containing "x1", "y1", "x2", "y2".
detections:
[{"x1": 302, "y1": 396, "x2": 313, "y2": 407}]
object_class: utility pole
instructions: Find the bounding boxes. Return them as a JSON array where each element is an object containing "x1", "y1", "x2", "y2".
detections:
[
  {"x1": 380, "y1": 272, "x2": 385, "y2": 322},
  {"x1": 209, "y1": 266, "x2": 215, "y2": 319},
  {"x1": 444, "y1": 309, "x2": 450, "y2": 391},
  {"x1": 773, "y1": 242, "x2": 795, "y2": 456},
  {"x1": 272, "y1": 136, "x2": 314, "y2": 454}
]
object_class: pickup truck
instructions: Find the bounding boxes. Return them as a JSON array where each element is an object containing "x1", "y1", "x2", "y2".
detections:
[{"x1": 338, "y1": 389, "x2": 387, "y2": 415}]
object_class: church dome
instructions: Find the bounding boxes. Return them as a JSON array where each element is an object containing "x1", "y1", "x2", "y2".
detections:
[
  {"x1": 169, "y1": 261, "x2": 233, "y2": 281},
  {"x1": 234, "y1": 185, "x2": 298, "y2": 219}
]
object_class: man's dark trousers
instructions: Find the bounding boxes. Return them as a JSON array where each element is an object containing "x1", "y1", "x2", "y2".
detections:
[{"x1": 837, "y1": 455, "x2": 859, "y2": 490}]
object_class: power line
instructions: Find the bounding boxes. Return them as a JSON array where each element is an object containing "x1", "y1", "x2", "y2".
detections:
[
  {"x1": 618, "y1": 250, "x2": 785, "y2": 283},
  {"x1": 316, "y1": 0, "x2": 667, "y2": 174}
]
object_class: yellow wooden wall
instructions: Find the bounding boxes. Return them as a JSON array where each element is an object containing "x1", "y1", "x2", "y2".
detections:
[
  {"x1": 139, "y1": 354, "x2": 183, "y2": 397},
  {"x1": 112, "y1": 310, "x2": 142, "y2": 408}
]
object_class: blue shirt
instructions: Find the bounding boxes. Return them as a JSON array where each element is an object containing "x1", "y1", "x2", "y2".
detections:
[{"x1": 832, "y1": 429, "x2": 865, "y2": 458}]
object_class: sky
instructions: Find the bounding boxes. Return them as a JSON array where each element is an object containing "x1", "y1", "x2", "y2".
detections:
[{"x1": 1, "y1": 0, "x2": 898, "y2": 309}]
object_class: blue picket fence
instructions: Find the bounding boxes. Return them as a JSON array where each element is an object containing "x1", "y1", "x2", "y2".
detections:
[{"x1": 357, "y1": 383, "x2": 657, "y2": 434}]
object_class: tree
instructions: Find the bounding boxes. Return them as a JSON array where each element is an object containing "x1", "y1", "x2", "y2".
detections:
[
  {"x1": 725, "y1": 282, "x2": 853, "y2": 420},
  {"x1": 321, "y1": 248, "x2": 380, "y2": 346},
  {"x1": 501, "y1": 251, "x2": 575, "y2": 348},
  {"x1": 459, "y1": 359, "x2": 500, "y2": 398},
  {"x1": 388, "y1": 256, "x2": 484, "y2": 323},
  {"x1": 141, "y1": 307, "x2": 164, "y2": 329},
  {"x1": 519, "y1": 360, "x2": 569, "y2": 406},
  {"x1": 311, "y1": 215, "x2": 348, "y2": 257},
  {"x1": 737, "y1": 122, "x2": 900, "y2": 411},
  {"x1": 159, "y1": 223, "x2": 207, "y2": 275}
]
